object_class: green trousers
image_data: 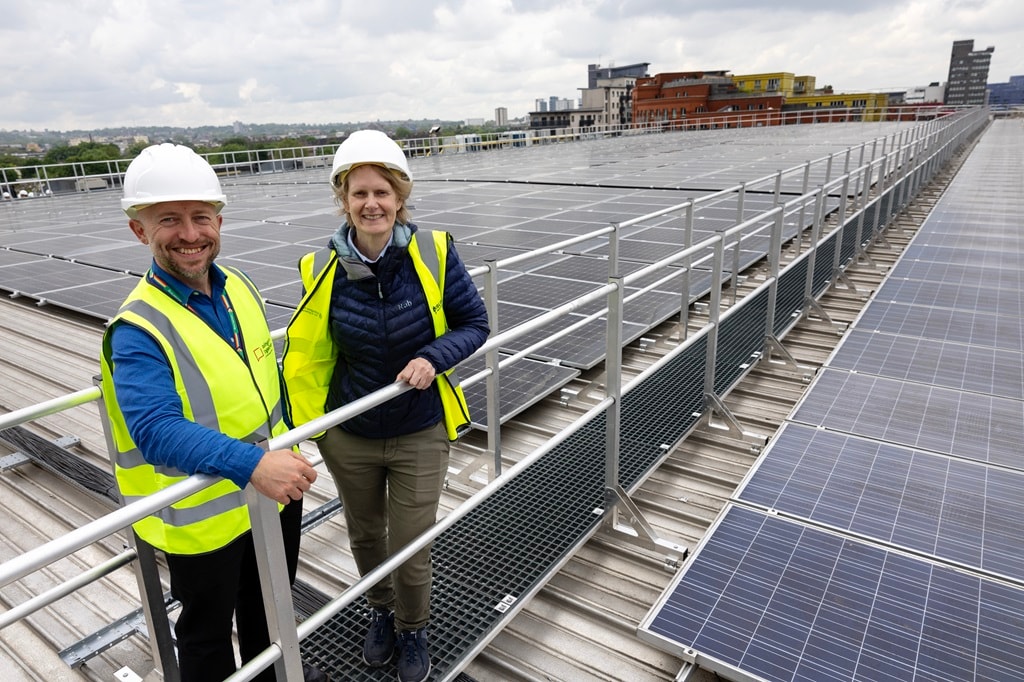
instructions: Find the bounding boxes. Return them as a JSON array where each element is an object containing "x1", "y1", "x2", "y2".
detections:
[{"x1": 317, "y1": 421, "x2": 450, "y2": 631}]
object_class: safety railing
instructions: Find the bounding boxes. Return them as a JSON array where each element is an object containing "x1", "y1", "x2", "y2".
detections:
[
  {"x1": 0, "y1": 105, "x2": 961, "y2": 202},
  {"x1": 0, "y1": 107, "x2": 989, "y2": 680}
]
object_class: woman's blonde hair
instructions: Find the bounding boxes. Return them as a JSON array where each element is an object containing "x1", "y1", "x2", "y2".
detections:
[{"x1": 333, "y1": 163, "x2": 413, "y2": 225}]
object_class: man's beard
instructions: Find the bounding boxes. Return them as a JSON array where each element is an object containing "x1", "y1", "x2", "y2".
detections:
[{"x1": 159, "y1": 243, "x2": 220, "y2": 283}]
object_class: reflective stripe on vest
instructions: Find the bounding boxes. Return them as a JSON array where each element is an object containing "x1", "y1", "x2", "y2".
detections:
[
  {"x1": 407, "y1": 230, "x2": 472, "y2": 439},
  {"x1": 282, "y1": 230, "x2": 471, "y2": 440},
  {"x1": 99, "y1": 267, "x2": 286, "y2": 554},
  {"x1": 281, "y1": 247, "x2": 339, "y2": 438}
]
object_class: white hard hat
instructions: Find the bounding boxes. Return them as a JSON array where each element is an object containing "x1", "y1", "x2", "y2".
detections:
[
  {"x1": 121, "y1": 143, "x2": 226, "y2": 218},
  {"x1": 330, "y1": 130, "x2": 412, "y2": 188}
]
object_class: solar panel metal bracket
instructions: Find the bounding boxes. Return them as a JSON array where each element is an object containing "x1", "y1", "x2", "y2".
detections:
[
  {"x1": 763, "y1": 335, "x2": 816, "y2": 381},
  {"x1": 603, "y1": 484, "x2": 688, "y2": 571},
  {"x1": 0, "y1": 451, "x2": 31, "y2": 471},
  {"x1": 828, "y1": 266, "x2": 859, "y2": 294},
  {"x1": 699, "y1": 393, "x2": 768, "y2": 448},
  {"x1": 798, "y1": 296, "x2": 843, "y2": 333}
]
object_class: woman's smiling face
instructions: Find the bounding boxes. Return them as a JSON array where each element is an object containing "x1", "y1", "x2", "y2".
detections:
[{"x1": 342, "y1": 164, "x2": 403, "y2": 246}]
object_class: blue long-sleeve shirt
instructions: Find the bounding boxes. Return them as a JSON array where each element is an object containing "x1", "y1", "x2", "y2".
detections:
[{"x1": 108, "y1": 261, "x2": 264, "y2": 489}]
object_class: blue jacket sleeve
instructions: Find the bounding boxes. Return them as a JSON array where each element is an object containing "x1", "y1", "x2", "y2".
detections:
[
  {"x1": 416, "y1": 240, "x2": 490, "y2": 372},
  {"x1": 109, "y1": 322, "x2": 264, "y2": 489}
]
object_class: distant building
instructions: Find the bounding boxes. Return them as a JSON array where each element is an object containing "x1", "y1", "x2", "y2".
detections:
[
  {"x1": 945, "y1": 39, "x2": 994, "y2": 105},
  {"x1": 495, "y1": 107, "x2": 508, "y2": 127},
  {"x1": 633, "y1": 69, "x2": 890, "y2": 128},
  {"x1": 576, "y1": 76, "x2": 642, "y2": 129},
  {"x1": 987, "y1": 75, "x2": 1024, "y2": 108},
  {"x1": 733, "y1": 71, "x2": 887, "y2": 118},
  {"x1": 528, "y1": 108, "x2": 572, "y2": 132},
  {"x1": 588, "y1": 62, "x2": 650, "y2": 88},
  {"x1": 633, "y1": 71, "x2": 785, "y2": 128},
  {"x1": 904, "y1": 82, "x2": 946, "y2": 105},
  {"x1": 732, "y1": 72, "x2": 815, "y2": 97},
  {"x1": 530, "y1": 64, "x2": 649, "y2": 133}
]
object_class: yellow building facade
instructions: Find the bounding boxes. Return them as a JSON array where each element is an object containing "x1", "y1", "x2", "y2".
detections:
[{"x1": 733, "y1": 71, "x2": 889, "y2": 121}]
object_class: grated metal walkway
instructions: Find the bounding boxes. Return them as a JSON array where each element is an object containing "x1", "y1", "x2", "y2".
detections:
[{"x1": 298, "y1": 334, "x2": 719, "y2": 680}]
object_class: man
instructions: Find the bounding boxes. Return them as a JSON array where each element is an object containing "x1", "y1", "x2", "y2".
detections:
[{"x1": 99, "y1": 143, "x2": 328, "y2": 681}]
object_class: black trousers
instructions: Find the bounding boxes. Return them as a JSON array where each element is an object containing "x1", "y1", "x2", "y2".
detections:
[{"x1": 165, "y1": 498, "x2": 302, "y2": 682}]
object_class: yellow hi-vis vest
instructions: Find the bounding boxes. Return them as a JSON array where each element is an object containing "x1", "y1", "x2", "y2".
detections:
[
  {"x1": 281, "y1": 229, "x2": 471, "y2": 441},
  {"x1": 99, "y1": 267, "x2": 286, "y2": 555}
]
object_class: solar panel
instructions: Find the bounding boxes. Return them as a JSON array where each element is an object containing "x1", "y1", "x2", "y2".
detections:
[
  {"x1": 828, "y1": 329, "x2": 1024, "y2": 400},
  {"x1": 0, "y1": 249, "x2": 46, "y2": 267},
  {"x1": 0, "y1": 233, "x2": 127, "y2": 256},
  {"x1": 497, "y1": 272, "x2": 602, "y2": 311},
  {"x1": 0, "y1": 257, "x2": 129, "y2": 297},
  {"x1": 854, "y1": 300, "x2": 1024, "y2": 352},
  {"x1": 459, "y1": 354, "x2": 579, "y2": 429},
  {"x1": 69, "y1": 244, "x2": 152, "y2": 275},
  {"x1": 640, "y1": 120, "x2": 1024, "y2": 682},
  {"x1": 639, "y1": 505, "x2": 1024, "y2": 682},
  {"x1": 31, "y1": 277, "x2": 140, "y2": 321},
  {"x1": 888, "y1": 259, "x2": 1024, "y2": 291},
  {"x1": 791, "y1": 368, "x2": 1024, "y2": 468},
  {"x1": 503, "y1": 313, "x2": 648, "y2": 370},
  {"x1": 470, "y1": 228, "x2": 574, "y2": 250},
  {"x1": 900, "y1": 243, "x2": 1024, "y2": 270},
  {"x1": 738, "y1": 422, "x2": 1024, "y2": 580},
  {"x1": 872, "y1": 277, "x2": 1024, "y2": 317},
  {"x1": 218, "y1": 257, "x2": 300, "y2": 292}
]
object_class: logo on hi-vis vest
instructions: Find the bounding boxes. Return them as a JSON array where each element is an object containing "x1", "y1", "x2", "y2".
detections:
[{"x1": 252, "y1": 339, "x2": 274, "y2": 362}]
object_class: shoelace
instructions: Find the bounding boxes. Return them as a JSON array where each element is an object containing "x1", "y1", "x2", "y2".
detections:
[
  {"x1": 400, "y1": 632, "x2": 421, "y2": 664},
  {"x1": 371, "y1": 612, "x2": 390, "y2": 645}
]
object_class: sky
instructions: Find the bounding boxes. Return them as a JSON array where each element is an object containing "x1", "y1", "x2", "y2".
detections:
[{"x1": 1, "y1": 0, "x2": 1021, "y2": 132}]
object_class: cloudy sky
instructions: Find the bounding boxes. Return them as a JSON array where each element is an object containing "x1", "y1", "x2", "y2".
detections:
[{"x1": 1, "y1": 0, "x2": 1020, "y2": 132}]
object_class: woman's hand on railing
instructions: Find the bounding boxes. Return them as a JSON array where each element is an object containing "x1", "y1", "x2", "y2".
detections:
[{"x1": 250, "y1": 449, "x2": 318, "y2": 504}]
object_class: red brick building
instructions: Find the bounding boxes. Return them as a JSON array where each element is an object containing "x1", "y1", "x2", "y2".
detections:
[{"x1": 633, "y1": 71, "x2": 785, "y2": 129}]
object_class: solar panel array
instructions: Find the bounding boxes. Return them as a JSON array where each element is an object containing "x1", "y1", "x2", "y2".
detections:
[
  {"x1": 0, "y1": 125, "x2": 861, "y2": 428},
  {"x1": 639, "y1": 120, "x2": 1024, "y2": 680}
]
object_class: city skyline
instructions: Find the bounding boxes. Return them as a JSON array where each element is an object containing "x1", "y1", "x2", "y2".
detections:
[{"x1": 2, "y1": 0, "x2": 1022, "y2": 132}]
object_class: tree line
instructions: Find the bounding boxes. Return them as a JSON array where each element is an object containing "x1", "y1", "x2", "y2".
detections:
[{"x1": 0, "y1": 122, "x2": 506, "y2": 180}]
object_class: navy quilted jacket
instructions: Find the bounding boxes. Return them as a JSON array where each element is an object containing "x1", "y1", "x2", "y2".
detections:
[{"x1": 325, "y1": 222, "x2": 489, "y2": 439}]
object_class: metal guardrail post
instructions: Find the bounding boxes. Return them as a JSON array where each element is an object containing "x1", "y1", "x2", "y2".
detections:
[
  {"x1": 245, "y1": 475, "x2": 303, "y2": 682},
  {"x1": 677, "y1": 203, "x2": 694, "y2": 341},
  {"x1": 603, "y1": 274, "x2": 624, "y2": 506},
  {"x1": 133, "y1": 535, "x2": 180, "y2": 681},
  {"x1": 484, "y1": 258, "x2": 502, "y2": 479}
]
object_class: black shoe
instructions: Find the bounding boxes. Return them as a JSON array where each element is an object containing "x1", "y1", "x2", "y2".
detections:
[
  {"x1": 302, "y1": 662, "x2": 330, "y2": 682},
  {"x1": 396, "y1": 627, "x2": 431, "y2": 682},
  {"x1": 362, "y1": 607, "x2": 396, "y2": 667}
]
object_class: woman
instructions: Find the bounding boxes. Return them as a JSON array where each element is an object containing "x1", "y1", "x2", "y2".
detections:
[{"x1": 282, "y1": 130, "x2": 489, "y2": 682}]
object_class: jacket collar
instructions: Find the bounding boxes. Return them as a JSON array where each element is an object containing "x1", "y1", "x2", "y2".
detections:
[{"x1": 331, "y1": 221, "x2": 414, "y2": 261}]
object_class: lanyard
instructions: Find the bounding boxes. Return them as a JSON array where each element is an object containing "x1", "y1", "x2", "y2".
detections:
[{"x1": 146, "y1": 270, "x2": 247, "y2": 362}]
